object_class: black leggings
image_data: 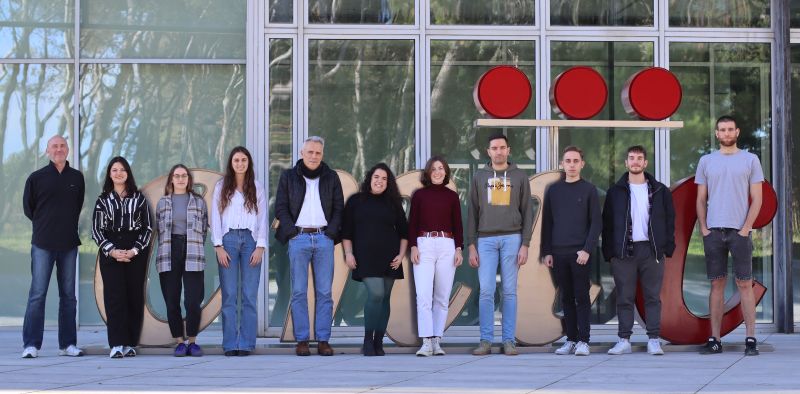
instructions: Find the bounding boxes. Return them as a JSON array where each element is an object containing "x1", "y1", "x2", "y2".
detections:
[
  {"x1": 362, "y1": 277, "x2": 395, "y2": 332},
  {"x1": 159, "y1": 234, "x2": 205, "y2": 339}
]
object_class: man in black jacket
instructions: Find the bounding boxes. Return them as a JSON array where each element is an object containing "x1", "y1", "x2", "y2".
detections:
[
  {"x1": 602, "y1": 145, "x2": 675, "y2": 356},
  {"x1": 275, "y1": 136, "x2": 344, "y2": 357}
]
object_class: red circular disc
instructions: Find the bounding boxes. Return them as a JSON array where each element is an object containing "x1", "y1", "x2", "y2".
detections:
[
  {"x1": 549, "y1": 67, "x2": 608, "y2": 120},
  {"x1": 473, "y1": 66, "x2": 532, "y2": 119},
  {"x1": 622, "y1": 67, "x2": 682, "y2": 120},
  {"x1": 752, "y1": 181, "x2": 778, "y2": 229}
]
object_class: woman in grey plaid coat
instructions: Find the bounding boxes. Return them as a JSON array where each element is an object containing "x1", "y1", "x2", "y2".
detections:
[{"x1": 155, "y1": 164, "x2": 208, "y2": 357}]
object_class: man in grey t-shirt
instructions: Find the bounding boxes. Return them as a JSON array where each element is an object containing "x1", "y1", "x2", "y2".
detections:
[{"x1": 695, "y1": 115, "x2": 764, "y2": 356}]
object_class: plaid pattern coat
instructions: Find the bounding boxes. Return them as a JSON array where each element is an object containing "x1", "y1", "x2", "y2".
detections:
[{"x1": 155, "y1": 194, "x2": 208, "y2": 272}]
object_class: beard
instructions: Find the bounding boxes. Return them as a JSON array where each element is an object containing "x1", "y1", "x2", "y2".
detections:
[
  {"x1": 718, "y1": 137, "x2": 737, "y2": 147},
  {"x1": 628, "y1": 167, "x2": 644, "y2": 175}
]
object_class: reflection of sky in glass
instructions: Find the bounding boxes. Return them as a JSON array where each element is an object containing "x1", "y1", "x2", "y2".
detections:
[
  {"x1": 1, "y1": 64, "x2": 72, "y2": 161},
  {"x1": 0, "y1": 0, "x2": 74, "y2": 58},
  {"x1": 80, "y1": 0, "x2": 245, "y2": 59}
]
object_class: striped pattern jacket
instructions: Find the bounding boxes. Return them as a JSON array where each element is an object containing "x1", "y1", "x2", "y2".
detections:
[
  {"x1": 92, "y1": 191, "x2": 153, "y2": 256},
  {"x1": 155, "y1": 194, "x2": 208, "y2": 272}
]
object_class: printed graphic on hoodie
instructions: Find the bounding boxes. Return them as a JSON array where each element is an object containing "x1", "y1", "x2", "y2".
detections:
[{"x1": 486, "y1": 175, "x2": 512, "y2": 206}]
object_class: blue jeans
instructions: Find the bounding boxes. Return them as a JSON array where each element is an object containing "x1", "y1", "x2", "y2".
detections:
[
  {"x1": 219, "y1": 229, "x2": 261, "y2": 352},
  {"x1": 288, "y1": 232, "x2": 334, "y2": 341},
  {"x1": 477, "y1": 234, "x2": 521, "y2": 343},
  {"x1": 23, "y1": 245, "x2": 78, "y2": 350}
]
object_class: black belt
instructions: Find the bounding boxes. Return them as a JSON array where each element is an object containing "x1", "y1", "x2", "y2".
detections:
[{"x1": 298, "y1": 227, "x2": 326, "y2": 233}]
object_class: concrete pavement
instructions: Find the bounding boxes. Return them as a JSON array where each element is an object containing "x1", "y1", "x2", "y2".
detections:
[{"x1": 0, "y1": 328, "x2": 797, "y2": 393}]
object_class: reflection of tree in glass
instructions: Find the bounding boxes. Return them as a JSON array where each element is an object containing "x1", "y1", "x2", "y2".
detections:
[
  {"x1": 668, "y1": 0, "x2": 769, "y2": 28},
  {"x1": 309, "y1": 0, "x2": 413, "y2": 24},
  {"x1": 551, "y1": 0, "x2": 653, "y2": 26},
  {"x1": 0, "y1": 63, "x2": 73, "y2": 321},
  {"x1": 430, "y1": 0, "x2": 534, "y2": 25},
  {"x1": 308, "y1": 40, "x2": 415, "y2": 182},
  {"x1": 0, "y1": 0, "x2": 74, "y2": 58}
]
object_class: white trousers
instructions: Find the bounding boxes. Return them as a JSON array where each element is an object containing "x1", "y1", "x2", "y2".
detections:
[{"x1": 413, "y1": 236, "x2": 457, "y2": 338}]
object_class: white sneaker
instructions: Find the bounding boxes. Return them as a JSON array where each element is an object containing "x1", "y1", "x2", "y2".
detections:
[
  {"x1": 21, "y1": 346, "x2": 38, "y2": 359},
  {"x1": 123, "y1": 346, "x2": 136, "y2": 357},
  {"x1": 648, "y1": 338, "x2": 664, "y2": 355},
  {"x1": 109, "y1": 346, "x2": 124, "y2": 358},
  {"x1": 574, "y1": 341, "x2": 590, "y2": 356},
  {"x1": 432, "y1": 337, "x2": 446, "y2": 356},
  {"x1": 59, "y1": 345, "x2": 84, "y2": 357},
  {"x1": 416, "y1": 338, "x2": 433, "y2": 357},
  {"x1": 555, "y1": 341, "x2": 576, "y2": 355},
  {"x1": 607, "y1": 338, "x2": 632, "y2": 355}
]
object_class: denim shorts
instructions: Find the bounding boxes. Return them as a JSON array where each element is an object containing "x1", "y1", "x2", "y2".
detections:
[{"x1": 702, "y1": 228, "x2": 753, "y2": 281}]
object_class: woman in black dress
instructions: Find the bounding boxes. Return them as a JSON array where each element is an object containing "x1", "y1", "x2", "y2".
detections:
[{"x1": 342, "y1": 163, "x2": 408, "y2": 356}]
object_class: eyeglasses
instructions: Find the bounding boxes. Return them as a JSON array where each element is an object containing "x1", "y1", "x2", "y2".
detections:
[{"x1": 172, "y1": 174, "x2": 189, "y2": 179}]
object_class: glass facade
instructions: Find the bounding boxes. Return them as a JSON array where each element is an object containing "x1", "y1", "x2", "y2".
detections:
[
  {"x1": 1, "y1": 0, "x2": 246, "y2": 327},
  {"x1": 2, "y1": 0, "x2": 798, "y2": 331}
]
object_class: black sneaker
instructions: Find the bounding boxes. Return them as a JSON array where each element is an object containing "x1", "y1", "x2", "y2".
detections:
[
  {"x1": 744, "y1": 337, "x2": 759, "y2": 356},
  {"x1": 700, "y1": 337, "x2": 722, "y2": 354}
]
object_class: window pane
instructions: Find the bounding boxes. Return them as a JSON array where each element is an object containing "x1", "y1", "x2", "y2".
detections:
[
  {"x1": 669, "y1": 42, "x2": 772, "y2": 322},
  {"x1": 0, "y1": 63, "x2": 73, "y2": 325},
  {"x1": 0, "y1": 0, "x2": 74, "y2": 58},
  {"x1": 78, "y1": 63, "x2": 245, "y2": 324},
  {"x1": 430, "y1": 40, "x2": 536, "y2": 325},
  {"x1": 309, "y1": 0, "x2": 413, "y2": 24},
  {"x1": 668, "y1": 0, "x2": 770, "y2": 28},
  {"x1": 551, "y1": 41, "x2": 654, "y2": 325},
  {"x1": 269, "y1": 0, "x2": 293, "y2": 23},
  {"x1": 80, "y1": 0, "x2": 246, "y2": 59},
  {"x1": 792, "y1": 0, "x2": 800, "y2": 28},
  {"x1": 430, "y1": 0, "x2": 534, "y2": 25},
  {"x1": 307, "y1": 39, "x2": 415, "y2": 327},
  {"x1": 267, "y1": 39, "x2": 293, "y2": 327},
  {"x1": 789, "y1": 44, "x2": 800, "y2": 321},
  {"x1": 551, "y1": 0, "x2": 653, "y2": 26}
]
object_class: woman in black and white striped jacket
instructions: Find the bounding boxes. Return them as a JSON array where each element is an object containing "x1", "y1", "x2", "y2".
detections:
[{"x1": 92, "y1": 156, "x2": 152, "y2": 359}]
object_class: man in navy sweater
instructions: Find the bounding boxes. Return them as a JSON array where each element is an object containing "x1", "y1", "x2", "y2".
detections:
[{"x1": 541, "y1": 146, "x2": 602, "y2": 356}]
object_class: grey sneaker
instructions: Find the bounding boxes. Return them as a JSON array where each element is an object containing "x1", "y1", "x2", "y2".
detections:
[
  {"x1": 472, "y1": 340, "x2": 492, "y2": 356},
  {"x1": 574, "y1": 341, "x2": 590, "y2": 356},
  {"x1": 59, "y1": 345, "x2": 84, "y2": 357},
  {"x1": 109, "y1": 346, "x2": 124, "y2": 358},
  {"x1": 555, "y1": 341, "x2": 576, "y2": 355},
  {"x1": 416, "y1": 338, "x2": 433, "y2": 357},
  {"x1": 502, "y1": 340, "x2": 518, "y2": 356},
  {"x1": 647, "y1": 339, "x2": 664, "y2": 355},
  {"x1": 607, "y1": 338, "x2": 632, "y2": 355},
  {"x1": 21, "y1": 346, "x2": 38, "y2": 359},
  {"x1": 432, "y1": 337, "x2": 446, "y2": 356}
]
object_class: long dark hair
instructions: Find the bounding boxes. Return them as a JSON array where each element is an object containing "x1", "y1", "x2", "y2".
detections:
[
  {"x1": 164, "y1": 164, "x2": 199, "y2": 197},
  {"x1": 420, "y1": 155, "x2": 451, "y2": 187},
  {"x1": 360, "y1": 163, "x2": 402, "y2": 210},
  {"x1": 219, "y1": 146, "x2": 257, "y2": 214},
  {"x1": 102, "y1": 156, "x2": 138, "y2": 196}
]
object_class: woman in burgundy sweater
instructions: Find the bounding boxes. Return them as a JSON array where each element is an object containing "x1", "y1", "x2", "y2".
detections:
[{"x1": 408, "y1": 156, "x2": 464, "y2": 357}]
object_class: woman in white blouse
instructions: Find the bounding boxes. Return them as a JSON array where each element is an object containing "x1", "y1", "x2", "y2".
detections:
[{"x1": 211, "y1": 146, "x2": 267, "y2": 356}]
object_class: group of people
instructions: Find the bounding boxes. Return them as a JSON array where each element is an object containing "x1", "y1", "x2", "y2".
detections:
[{"x1": 20, "y1": 114, "x2": 763, "y2": 359}]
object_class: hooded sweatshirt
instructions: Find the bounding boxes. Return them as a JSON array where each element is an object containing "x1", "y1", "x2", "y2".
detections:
[{"x1": 467, "y1": 162, "x2": 533, "y2": 246}]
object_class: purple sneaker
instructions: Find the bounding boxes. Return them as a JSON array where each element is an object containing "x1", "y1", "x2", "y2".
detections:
[
  {"x1": 174, "y1": 343, "x2": 188, "y2": 357},
  {"x1": 187, "y1": 343, "x2": 203, "y2": 357}
]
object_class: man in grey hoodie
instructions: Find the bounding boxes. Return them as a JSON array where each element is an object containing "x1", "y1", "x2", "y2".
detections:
[{"x1": 468, "y1": 133, "x2": 533, "y2": 356}]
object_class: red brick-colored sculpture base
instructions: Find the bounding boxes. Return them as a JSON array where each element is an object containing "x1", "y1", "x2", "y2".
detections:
[{"x1": 636, "y1": 177, "x2": 777, "y2": 345}]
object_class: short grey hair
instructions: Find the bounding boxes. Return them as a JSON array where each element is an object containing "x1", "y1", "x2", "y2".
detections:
[{"x1": 304, "y1": 136, "x2": 325, "y2": 147}]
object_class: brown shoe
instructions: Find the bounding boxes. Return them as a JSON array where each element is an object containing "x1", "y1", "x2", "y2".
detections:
[
  {"x1": 318, "y1": 341, "x2": 334, "y2": 356},
  {"x1": 295, "y1": 341, "x2": 310, "y2": 356}
]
